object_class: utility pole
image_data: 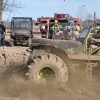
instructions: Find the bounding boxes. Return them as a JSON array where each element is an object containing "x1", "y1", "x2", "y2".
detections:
[
  {"x1": 0, "y1": 0, "x2": 3, "y2": 21},
  {"x1": 94, "y1": 12, "x2": 96, "y2": 26}
]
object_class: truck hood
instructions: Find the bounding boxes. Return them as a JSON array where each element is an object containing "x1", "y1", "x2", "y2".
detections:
[
  {"x1": 11, "y1": 30, "x2": 31, "y2": 34},
  {"x1": 31, "y1": 38, "x2": 84, "y2": 54}
]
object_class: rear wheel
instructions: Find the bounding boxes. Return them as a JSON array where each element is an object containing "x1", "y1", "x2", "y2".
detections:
[{"x1": 26, "y1": 53, "x2": 68, "y2": 86}]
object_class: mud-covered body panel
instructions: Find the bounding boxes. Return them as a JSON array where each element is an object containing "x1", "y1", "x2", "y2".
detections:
[
  {"x1": 30, "y1": 38, "x2": 100, "y2": 61},
  {"x1": 31, "y1": 38, "x2": 83, "y2": 54},
  {"x1": 10, "y1": 30, "x2": 33, "y2": 39},
  {"x1": 11, "y1": 30, "x2": 32, "y2": 35}
]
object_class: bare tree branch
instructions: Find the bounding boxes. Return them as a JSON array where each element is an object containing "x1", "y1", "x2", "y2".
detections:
[{"x1": 3, "y1": 0, "x2": 22, "y2": 12}]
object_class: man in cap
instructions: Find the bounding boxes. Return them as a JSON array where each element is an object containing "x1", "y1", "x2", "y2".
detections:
[
  {"x1": 49, "y1": 20, "x2": 60, "y2": 39},
  {"x1": 0, "y1": 21, "x2": 6, "y2": 49}
]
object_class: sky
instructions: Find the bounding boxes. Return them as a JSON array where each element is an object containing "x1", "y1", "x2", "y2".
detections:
[{"x1": 2, "y1": 0, "x2": 100, "y2": 21}]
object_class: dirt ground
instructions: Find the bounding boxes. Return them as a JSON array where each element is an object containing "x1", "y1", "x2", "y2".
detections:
[
  {"x1": 0, "y1": 65, "x2": 100, "y2": 100},
  {"x1": 0, "y1": 35, "x2": 100, "y2": 100}
]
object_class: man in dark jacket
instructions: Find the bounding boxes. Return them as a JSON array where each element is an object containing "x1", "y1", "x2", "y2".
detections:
[{"x1": 0, "y1": 21, "x2": 6, "y2": 48}]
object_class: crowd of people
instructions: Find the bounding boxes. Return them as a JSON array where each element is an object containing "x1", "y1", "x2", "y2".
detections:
[
  {"x1": 39, "y1": 20, "x2": 60, "y2": 39},
  {"x1": 39, "y1": 20, "x2": 83, "y2": 40}
]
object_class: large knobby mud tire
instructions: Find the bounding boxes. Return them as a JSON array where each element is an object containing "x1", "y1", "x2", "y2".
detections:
[{"x1": 26, "y1": 53, "x2": 68, "y2": 86}]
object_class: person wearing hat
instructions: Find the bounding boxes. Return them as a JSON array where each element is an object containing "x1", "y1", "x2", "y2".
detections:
[
  {"x1": 48, "y1": 20, "x2": 60, "y2": 39},
  {"x1": 0, "y1": 21, "x2": 6, "y2": 49}
]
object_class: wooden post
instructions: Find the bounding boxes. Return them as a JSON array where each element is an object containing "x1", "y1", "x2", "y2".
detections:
[{"x1": 94, "y1": 12, "x2": 96, "y2": 26}]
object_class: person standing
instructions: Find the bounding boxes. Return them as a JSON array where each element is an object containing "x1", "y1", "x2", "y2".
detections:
[
  {"x1": 49, "y1": 20, "x2": 60, "y2": 39},
  {"x1": 72, "y1": 20, "x2": 80, "y2": 41},
  {"x1": 0, "y1": 21, "x2": 6, "y2": 49},
  {"x1": 40, "y1": 22, "x2": 48, "y2": 38}
]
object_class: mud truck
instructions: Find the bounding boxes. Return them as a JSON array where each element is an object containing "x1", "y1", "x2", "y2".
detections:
[
  {"x1": 25, "y1": 26, "x2": 100, "y2": 86},
  {"x1": 9, "y1": 17, "x2": 33, "y2": 46}
]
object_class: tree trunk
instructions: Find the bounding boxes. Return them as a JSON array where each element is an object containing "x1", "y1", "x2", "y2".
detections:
[{"x1": 0, "y1": 0, "x2": 3, "y2": 21}]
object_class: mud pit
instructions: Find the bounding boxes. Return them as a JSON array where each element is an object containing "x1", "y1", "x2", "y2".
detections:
[{"x1": 0, "y1": 43, "x2": 100, "y2": 99}]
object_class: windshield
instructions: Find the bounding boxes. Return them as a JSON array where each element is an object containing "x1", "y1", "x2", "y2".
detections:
[
  {"x1": 80, "y1": 28, "x2": 90, "y2": 38},
  {"x1": 13, "y1": 18, "x2": 32, "y2": 30},
  {"x1": 68, "y1": 22, "x2": 73, "y2": 26},
  {"x1": 67, "y1": 14, "x2": 73, "y2": 18},
  {"x1": 60, "y1": 23, "x2": 68, "y2": 28}
]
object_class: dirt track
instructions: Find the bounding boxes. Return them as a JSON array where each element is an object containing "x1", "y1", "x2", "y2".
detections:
[
  {"x1": 0, "y1": 36, "x2": 100, "y2": 100},
  {"x1": 0, "y1": 65, "x2": 100, "y2": 100}
]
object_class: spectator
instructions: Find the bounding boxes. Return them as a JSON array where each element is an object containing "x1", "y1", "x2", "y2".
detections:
[
  {"x1": 0, "y1": 21, "x2": 6, "y2": 49},
  {"x1": 72, "y1": 20, "x2": 80, "y2": 41},
  {"x1": 40, "y1": 22, "x2": 48, "y2": 38},
  {"x1": 48, "y1": 20, "x2": 60, "y2": 39}
]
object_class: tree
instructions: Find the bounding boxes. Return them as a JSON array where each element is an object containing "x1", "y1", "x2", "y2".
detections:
[
  {"x1": 0, "y1": 0, "x2": 21, "y2": 21},
  {"x1": 77, "y1": 5, "x2": 86, "y2": 21},
  {"x1": 0, "y1": 0, "x2": 3, "y2": 21},
  {"x1": 77, "y1": 5, "x2": 95, "y2": 22}
]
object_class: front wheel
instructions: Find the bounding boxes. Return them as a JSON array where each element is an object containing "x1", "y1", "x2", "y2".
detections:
[{"x1": 26, "y1": 53, "x2": 68, "y2": 86}]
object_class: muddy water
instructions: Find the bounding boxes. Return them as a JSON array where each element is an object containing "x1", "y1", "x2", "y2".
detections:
[{"x1": 0, "y1": 64, "x2": 100, "y2": 100}]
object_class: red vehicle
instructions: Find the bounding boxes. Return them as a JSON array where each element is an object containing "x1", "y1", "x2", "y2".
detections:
[
  {"x1": 54, "y1": 13, "x2": 81, "y2": 22},
  {"x1": 37, "y1": 13, "x2": 81, "y2": 23},
  {"x1": 37, "y1": 17, "x2": 51, "y2": 22}
]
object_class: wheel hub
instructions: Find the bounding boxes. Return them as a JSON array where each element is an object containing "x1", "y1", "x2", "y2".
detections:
[{"x1": 38, "y1": 67, "x2": 56, "y2": 82}]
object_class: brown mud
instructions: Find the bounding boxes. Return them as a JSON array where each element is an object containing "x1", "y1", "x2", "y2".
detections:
[{"x1": 0, "y1": 69, "x2": 100, "y2": 100}]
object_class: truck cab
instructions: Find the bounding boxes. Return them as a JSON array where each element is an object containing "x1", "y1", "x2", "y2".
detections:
[{"x1": 54, "y1": 13, "x2": 81, "y2": 22}]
